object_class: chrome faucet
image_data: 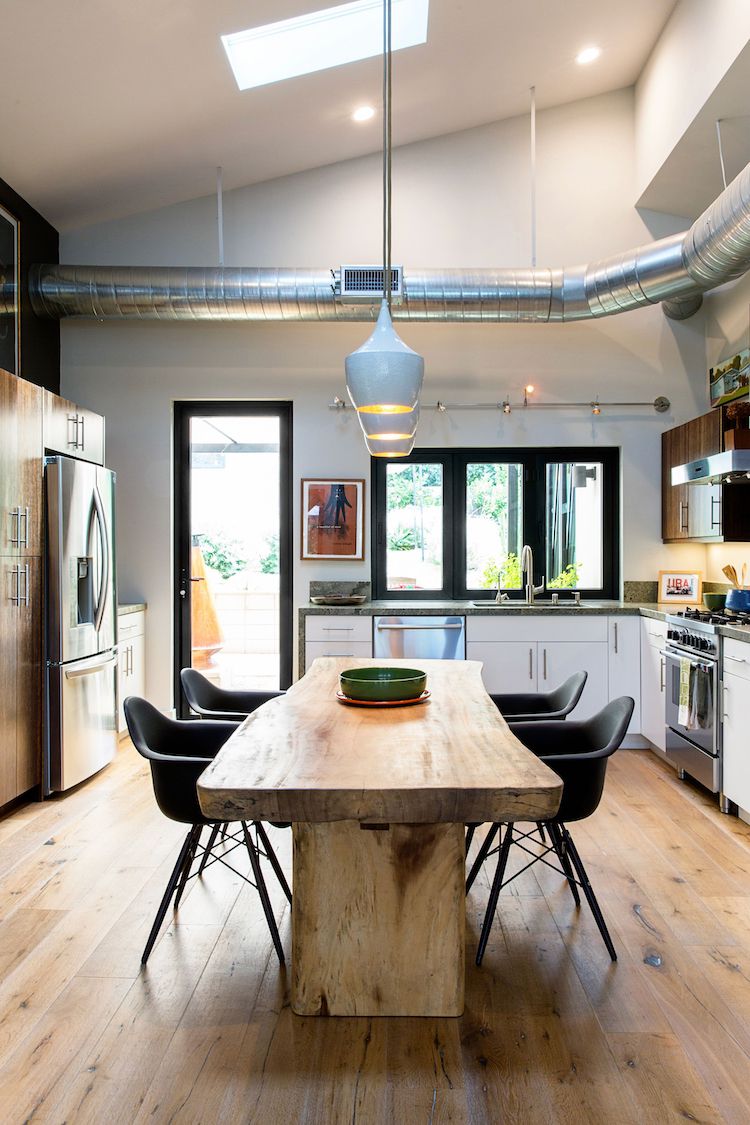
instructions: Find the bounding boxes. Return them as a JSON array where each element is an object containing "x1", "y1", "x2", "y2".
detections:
[{"x1": 521, "y1": 544, "x2": 545, "y2": 604}]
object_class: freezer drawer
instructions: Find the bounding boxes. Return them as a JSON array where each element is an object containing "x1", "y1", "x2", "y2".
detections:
[
  {"x1": 373, "y1": 616, "x2": 466, "y2": 660},
  {"x1": 47, "y1": 651, "x2": 118, "y2": 792}
]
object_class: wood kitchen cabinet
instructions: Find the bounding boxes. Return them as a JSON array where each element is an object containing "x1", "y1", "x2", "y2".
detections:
[
  {"x1": 662, "y1": 408, "x2": 750, "y2": 541},
  {"x1": 0, "y1": 368, "x2": 43, "y2": 555},
  {"x1": 0, "y1": 556, "x2": 42, "y2": 803},
  {"x1": 43, "y1": 389, "x2": 105, "y2": 465}
]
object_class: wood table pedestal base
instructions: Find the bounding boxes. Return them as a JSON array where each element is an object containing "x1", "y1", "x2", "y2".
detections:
[{"x1": 291, "y1": 820, "x2": 466, "y2": 1017}]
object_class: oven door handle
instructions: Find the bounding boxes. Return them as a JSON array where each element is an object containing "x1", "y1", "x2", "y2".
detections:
[{"x1": 659, "y1": 649, "x2": 715, "y2": 673}]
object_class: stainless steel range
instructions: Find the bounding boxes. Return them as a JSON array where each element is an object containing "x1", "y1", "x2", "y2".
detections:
[{"x1": 663, "y1": 609, "x2": 728, "y2": 813}]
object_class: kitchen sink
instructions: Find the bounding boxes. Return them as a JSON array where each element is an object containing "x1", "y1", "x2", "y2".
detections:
[{"x1": 470, "y1": 600, "x2": 582, "y2": 608}]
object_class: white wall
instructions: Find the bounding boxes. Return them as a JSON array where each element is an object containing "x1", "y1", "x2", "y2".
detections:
[
  {"x1": 61, "y1": 88, "x2": 708, "y2": 709},
  {"x1": 635, "y1": 0, "x2": 750, "y2": 198}
]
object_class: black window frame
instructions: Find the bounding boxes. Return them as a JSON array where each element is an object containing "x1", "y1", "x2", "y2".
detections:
[{"x1": 372, "y1": 446, "x2": 619, "y2": 601}]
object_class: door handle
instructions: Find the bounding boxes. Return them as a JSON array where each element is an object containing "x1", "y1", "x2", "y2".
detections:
[
  {"x1": 190, "y1": 576, "x2": 205, "y2": 582},
  {"x1": 64, "y1": 654, "x2": 118, "y2": 678},
  {"x1": 92, "y1": 485, "x2": 110, "y2": 633}
]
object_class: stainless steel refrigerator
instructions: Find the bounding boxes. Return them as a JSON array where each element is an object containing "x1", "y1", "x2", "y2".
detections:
[{"x1": 44, "y1": 456, "x2": 118, "y2": 794}]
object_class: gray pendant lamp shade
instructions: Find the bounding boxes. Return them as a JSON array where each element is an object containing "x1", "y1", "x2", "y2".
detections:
[
  {"x1": 359, "y1": 402, "x2": 419, "y2": 440},
  {"x1": 365, "y1": 433, "x2": 416, "y2": 457},
  {"x1": 345, "y1": 299, "x2": 424, "y2": 414}
]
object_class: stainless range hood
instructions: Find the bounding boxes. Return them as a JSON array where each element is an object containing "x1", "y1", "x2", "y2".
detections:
[{"x1": 672, "y1": 452, "x2": 750, "y2": 486}]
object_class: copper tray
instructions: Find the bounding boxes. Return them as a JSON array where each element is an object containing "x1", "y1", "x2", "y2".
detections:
[{"x1": 336, "y1": 690, "x2": 431, "y2": 708}]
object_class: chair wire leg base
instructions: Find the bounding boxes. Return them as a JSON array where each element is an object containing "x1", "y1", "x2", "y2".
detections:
[
  {"x1": 466, "y1": 822, "x2": 500, "y2": 893},
  {"x1": 198, "y1": 823, "x2": 221, "y2": 876},
  {"x1": 562, "y1": 826, "x2": 617, "y2": 961},
  {"x1": 173, "y1": 825, "x2": 202, "y2": 909},
  {"x1": 548, "y1": 821, "x2": 581, "y2": 906},
  {"x1": 254, "y1": 822, "x2": 292, "y2": 904},
  {"x1": 242, "y1": 822, "x2": 286, "y2": 965},
  {"x1": 141, "y1": 824, "x2": 199, "y2": 966},
  {"x1": 476, "y1": 824, "x2": 514, "y2": 966}
]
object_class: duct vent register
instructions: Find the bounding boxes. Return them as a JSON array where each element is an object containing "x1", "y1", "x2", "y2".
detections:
[{"x1": 338, "y1": 265, "x2": 403, "y2": 302}]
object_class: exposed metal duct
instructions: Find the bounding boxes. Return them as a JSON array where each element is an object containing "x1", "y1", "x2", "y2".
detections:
[{"x1": 28, "y1": 161, "x2": 750, "y2": 325}]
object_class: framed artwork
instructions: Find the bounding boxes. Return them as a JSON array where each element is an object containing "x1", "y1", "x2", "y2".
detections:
[
  {"x1": 0, "y1": 203, "x2": 19, "y2": 376},
  {"x1": 658, "y1": 570, "x2": 702, "y2": 605},
  {"x1": 301, "y1": 478, "x2": 365, "y2": 560},
  {"x1": 709, "y1": 346, "x2": 749, "y2": 408}
]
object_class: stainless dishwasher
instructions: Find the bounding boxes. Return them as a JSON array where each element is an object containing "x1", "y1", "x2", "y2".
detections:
[{"x1": 373, "y1": 616, "x2": 466, "y2": 660}]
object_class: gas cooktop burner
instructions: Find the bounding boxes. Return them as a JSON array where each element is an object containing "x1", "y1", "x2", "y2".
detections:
[{"x1": 669, "y1": 607, "x2": 750, "y2": 629}]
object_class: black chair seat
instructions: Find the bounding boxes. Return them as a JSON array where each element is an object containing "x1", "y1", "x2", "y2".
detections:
[
  {"x1": 124, "y1": 696, "x2": 292, "y2": 966},
  {"x1": 466, "y1": 696, "x2": 634, "y2": 966},
  {"x1": 181, "y1": 667, "x2": 285, "y2": 721},
  {"x1": 490, "y1": 670, "x2": 587, "y2": 722}
]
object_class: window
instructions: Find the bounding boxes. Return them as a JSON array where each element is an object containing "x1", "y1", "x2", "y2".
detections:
[{"x1": 372, "y1": 447, "x2": 619, "y2": 600}]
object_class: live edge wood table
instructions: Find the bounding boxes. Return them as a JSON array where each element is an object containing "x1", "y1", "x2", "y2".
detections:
[{"x1": 197, "y1": 657, "x2": 562, "y2": 1018}]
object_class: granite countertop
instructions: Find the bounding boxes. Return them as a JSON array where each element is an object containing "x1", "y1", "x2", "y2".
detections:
[
  {"x1": 301, "y1": 600, "x2": 666, "y2": 619},
  {"x1": 118, "y1": 603, "x2": 147, "y2": 615}
]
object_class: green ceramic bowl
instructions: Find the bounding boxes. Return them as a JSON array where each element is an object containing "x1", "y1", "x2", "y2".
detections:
[
  {"x1": 703, "y1": 592, "x2": 727, "y2": 612},
  {"x1": 339, "y1": 666, "x2": 427, "y2": 702}
]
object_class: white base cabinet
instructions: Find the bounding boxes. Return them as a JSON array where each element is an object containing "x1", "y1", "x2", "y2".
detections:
[
  {"x1": 303, "y1": 615, "x2": 372, "y2": 674},
  {"x1": 466, "y1": 614, "x2": 636, "y2": 726},
  {"x1": 640, "y1": 618, "x2": 666, "y2": 751},
  {"x1": 117, "y1": 608, "x2": 146, "y2": 735},
  {"x1": 722, "y1": 638, "x2": 750, "y2": 814}
]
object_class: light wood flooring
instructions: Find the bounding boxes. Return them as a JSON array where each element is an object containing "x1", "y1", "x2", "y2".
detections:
[{"x1": 1, "y1": 744, "x2": 749, "y2": 1123}]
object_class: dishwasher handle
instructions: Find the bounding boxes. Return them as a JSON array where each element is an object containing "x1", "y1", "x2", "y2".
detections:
[{"x1": 376, "y1": 622, "x2": 464, "y2": 630}]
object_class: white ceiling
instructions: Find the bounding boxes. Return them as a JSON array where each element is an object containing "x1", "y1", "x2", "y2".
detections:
[{"x1": 2, "y1": 0, "x2": 678, "y2": 232}]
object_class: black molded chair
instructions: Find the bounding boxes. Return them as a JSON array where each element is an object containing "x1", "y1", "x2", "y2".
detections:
[
  {"x1": 464, "y1": 672, "x2": 589, "y2": 858},
  {"x1": 467, "y1": 695, "x2": 634, "y2": 966},
  {"x1": 124, "y1": 696, "x2": 292, "y2": 966},
  {"x1": 181, "y1": 667, "x2": 285, "y2": 721},
  {"x1": 489, "y1": 671, "x2": 587, "y2": 722}
]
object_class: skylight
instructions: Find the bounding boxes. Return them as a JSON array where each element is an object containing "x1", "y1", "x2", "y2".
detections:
[{"x1": 221, "y1": 0, "x2": 429, "y2": 92}]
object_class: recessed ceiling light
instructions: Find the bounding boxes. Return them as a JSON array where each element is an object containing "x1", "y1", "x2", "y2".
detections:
[
  {"x1": 576, "y1": 45, "x2": 601, "y2": 66},
  {"x1": 352, "y1": 105, "x2": 376, "y2": 123},
  {"x1": 222, "y1": 0, "x2": 430, "y2": 93}
]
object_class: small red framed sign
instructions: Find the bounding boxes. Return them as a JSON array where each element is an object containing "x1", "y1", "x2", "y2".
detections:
[{"x1": 301, "y1": 478, "x2": 365, "y2": 560}]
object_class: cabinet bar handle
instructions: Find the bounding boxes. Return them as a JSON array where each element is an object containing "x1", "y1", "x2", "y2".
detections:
[
  {"x1": 711, "y1": 496, "x2": 721, "y2": 529},
  {"x1": 9, "y1": 565, "x2": 19, "y2": 606},
  {"x1": 724, "y1": 653, "x2": 749, "y2": 664},
  {"x1": 613, "y1": 622, "x2": 618, "y2": 654},
  {"x1": 679, "y1": 501, "x2": 688, "y2": 531},
  {"x1": 23, "y1": 506, "x2": 30, "y2": 548},
  {"x1": 9, "y1": 507, "x2": 19, "y2": 547},
  {"x1": 543, "y1": 647, "x2": 547, "y2": 680},
  {"x1": 79, "y1": 414, "x2": 85, "y2": 449},
  {"x1": 529, "y1": 647, "x2": 533, "y2": 680},
  {"x1": 20, "y1": 563, "x2": 29, "y2": 606},
  {"x1": 723, "y1": 683, "x2": 729, "y2": 721},
  {"x1": 659, "y1": 658, "x2": 665, "y2": 692}
]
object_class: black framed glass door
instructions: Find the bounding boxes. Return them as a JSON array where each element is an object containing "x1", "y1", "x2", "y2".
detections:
[{"x1": 174, "y1": 401, "x2": 292, "y2": 716}]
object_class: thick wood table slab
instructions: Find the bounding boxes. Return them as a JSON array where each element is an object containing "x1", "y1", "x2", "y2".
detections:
[{"x1": 198, "y1": 657, "x2": 562, "y2": 1017}]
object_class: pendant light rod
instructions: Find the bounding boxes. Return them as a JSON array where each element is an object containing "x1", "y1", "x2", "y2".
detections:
[
  {"x1": 329, "y1": 395, "x2": 670, "y2": 413},
  {"x1": 530, "y1": 85, "x2": 537, "y2": 268},
  {"x1": 383, "y1": 0, "x2": 393, "y2": 309},
  {"x1": 216, "y1": 166, "x2": 225, "y2": 267}
]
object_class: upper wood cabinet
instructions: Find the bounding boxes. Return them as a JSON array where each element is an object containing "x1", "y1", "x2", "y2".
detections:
[
  {"x1": 0, "y1": 368, "x2": 43, "y2": 556},
  {"x1": 662, "y1": 408, "x2": 750, "y2": 542},
  {"x1": 43, "y1": 390, "x2": 105, "y2": 466}
]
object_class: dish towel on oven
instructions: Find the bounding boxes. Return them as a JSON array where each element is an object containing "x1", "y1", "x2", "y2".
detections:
[{"x1": 678, "y1": 658, "x2": 691, "y2": 726}]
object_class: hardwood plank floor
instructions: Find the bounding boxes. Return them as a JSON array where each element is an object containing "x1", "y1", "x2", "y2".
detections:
[{"x1": 0, "y1": 744, "x2": 749, "y2": 1123}]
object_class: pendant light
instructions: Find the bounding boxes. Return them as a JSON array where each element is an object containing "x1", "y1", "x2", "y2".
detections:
[{"x1": 345, "y1": 0, "x2": 424, "y2": 451}]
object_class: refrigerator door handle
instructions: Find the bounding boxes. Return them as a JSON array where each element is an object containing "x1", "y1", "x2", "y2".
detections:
[
  {"x1": 92, "y1": 485, "x2": 111, "y2": 634},
  {"x1": 64, "y1": 653, "x2": 118, "y2": 679}
]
